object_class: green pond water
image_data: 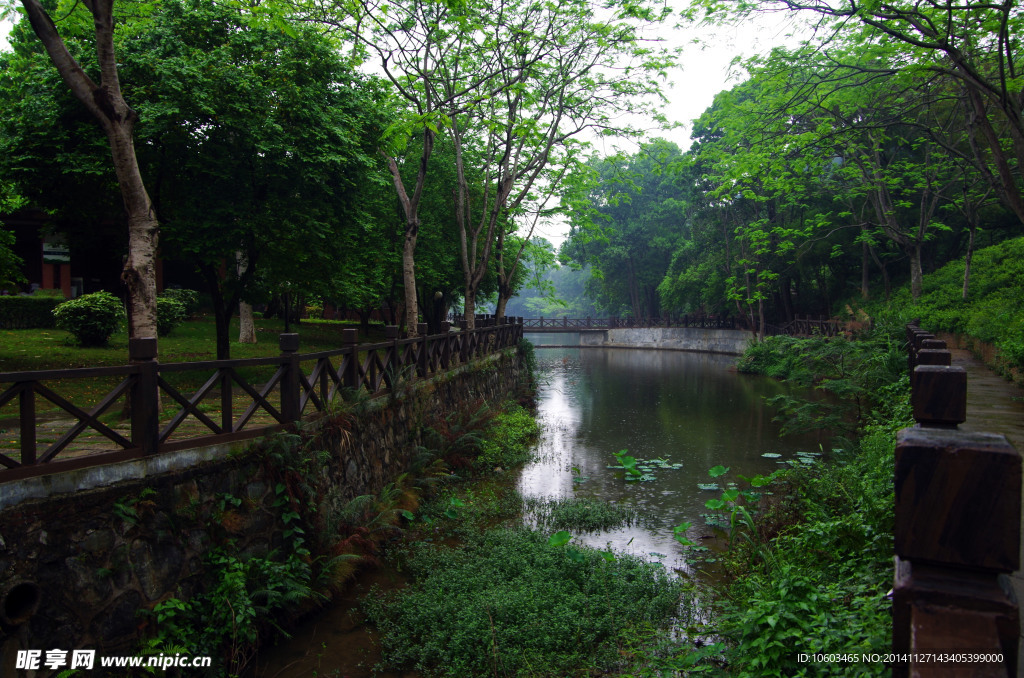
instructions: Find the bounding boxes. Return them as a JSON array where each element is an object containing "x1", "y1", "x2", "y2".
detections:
[
  {"x1": 255, "y1": 336, "x2": 828, "y2": 677},
  {"x1": 518, "y1": 336, "x2": 830, "y2": 574}
]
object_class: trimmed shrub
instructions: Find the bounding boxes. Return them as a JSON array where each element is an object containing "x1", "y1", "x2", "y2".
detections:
[
  {"x1": 156, "y1": 296, "x2": 188, "y2": 337},
  {"x1": 53, "y1": 291, "x2": 124, "y2": 346},
  {"x1": 160, "y1": 288, "x2": 201, "y2": 317},
  {"x1": 0, "y1": 294, "x2": 63, "y2": 329}
]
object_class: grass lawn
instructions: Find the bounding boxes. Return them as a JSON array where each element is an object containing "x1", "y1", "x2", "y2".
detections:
[
  {"x1": 0, "y1": 316, "x2": 391, "y2": 461},
  {"x1": 0, "y1": 315, "x2": 389, "y2": 372}
]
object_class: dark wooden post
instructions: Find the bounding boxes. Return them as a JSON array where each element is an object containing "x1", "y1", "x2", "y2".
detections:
[
  {"x1": 19, "y1": 381, "x2": 36, "y2": 465},
  {"x1": 279, "y1": 333, "x2": 300, "y2": 422},
  {"x1": 440, "y1": 321, "x2": 451, "y2": 369},
  {"x1": 893, "y1": 329, "x2": 1020, "y2": 676},
  {"x1": 342, "y1": 328, "x2": 359, "y2": 391},
  {"x1": 385, "y1": 325, "x2": 399, "y2": 385},
  {"x1": 417, "y1": 323, "x2": 429, "y2": 377},
  {"x1": 129, "y1": 337, "x2": 159, "y2": 455}
]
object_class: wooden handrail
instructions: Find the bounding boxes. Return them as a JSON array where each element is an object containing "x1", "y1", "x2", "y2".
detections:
[
  {"x1": 0, "y1": 320, "x2": 524, "y2": 482},
  {"x1": 893, "y1": 322, "x2": 1020, "y2": 676}
]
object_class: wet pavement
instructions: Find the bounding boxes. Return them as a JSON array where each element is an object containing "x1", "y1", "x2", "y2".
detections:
[{"x1": 950, "y1": 348, "x2": 1024, "y2": 668}]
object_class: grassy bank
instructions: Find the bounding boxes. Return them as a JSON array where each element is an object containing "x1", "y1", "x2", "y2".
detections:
[
  {"x1": 0, "y1": 315, "x2": 381, "y2": 372},
  {"x1": 701, "y1": 323, "x2": 912, "y2": 676},
  {"x1": 866, "y1": 235, "x2": 1024, "y2": 382},
  {"x1": 358, "y1": 384, "x2": 692, "y2": 677}
]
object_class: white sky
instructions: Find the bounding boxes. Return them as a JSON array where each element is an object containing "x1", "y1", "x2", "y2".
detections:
[{"x1": 0, "y1": 7, "x2": 802, "y2": 248}]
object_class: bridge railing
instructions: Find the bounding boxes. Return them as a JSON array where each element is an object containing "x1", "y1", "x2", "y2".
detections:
[
  {"x1": 520, "y1": 314, "x2": 849, "y2": 336},
  {"x1": 521, "y1": 315, "x2": 737, "y2": 330},
  {"x1": 0, "y1": 319, "x2": 523, "y2": 483},
  {"x1": 893, "y1": 322, "x2": 1020, "y2": 676},
  {"x1": 763, "y1": 314, "x2": 845, "y2": 337}
]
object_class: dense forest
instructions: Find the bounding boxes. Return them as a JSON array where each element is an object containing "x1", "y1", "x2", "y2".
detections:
[
  {"x1": 1, "y1": 0, "x2": 1022, "y2": 346},
  {"x1": 558, "y1": 0, "x2": 1024, "y2": 337}
]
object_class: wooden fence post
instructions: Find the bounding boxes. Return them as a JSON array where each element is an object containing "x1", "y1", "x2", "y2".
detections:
[
  {"x1": 893, "y1": 324, "x2": 1020, "y2": 677},
  {"x1": 342, "y1": 328, "x2": 359, "y2": 391},
  {"x1": 279, "y1": 333, "x2": 300, "y2": 422},
  {"x1": 129, "y1": 337, "x2": 159, "y2": 455},
  {"x1": 385, "y1": 325, "x2": 400, "y2": 387},
  {"x1": 440, "y1": 322, "x2": 451, "y2": 369},
  {"x1": 417, "y1": 323, "x2": 429, "y2": 377}
]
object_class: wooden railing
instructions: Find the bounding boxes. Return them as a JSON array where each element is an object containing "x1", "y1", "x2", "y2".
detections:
[
  {"x1": 764, "y1": 314, "x2": 846, "y2": 337},
  {"x1": 521, "y1": 314, "x2": 849, "y2": 336},
  {"x1": 893, "y1": 322, "x2": 1020, "y2": 676},
  {"x1": 522, "y1": 315, "x2": 736, "y2": 331},
  {"x1": 0, "y1": 319, "x2": 523, "y2": 483}
]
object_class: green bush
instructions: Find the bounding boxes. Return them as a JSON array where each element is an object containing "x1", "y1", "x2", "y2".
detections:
[
  {"x1": 712, "y1": 331, "x2": 909, "y2": 677},
  {"x1": 160, "y1": 287, "x2": 201, "y2": 316},
  {"x1": 53, "y1": 291, "x2": 124, "y2": 346},
  {"x1": 477, "y1": 403, "x2": 539, "y2": 469},
  {"x1": 0, "y1": 294, "x2": 63, "y2": 329},
  {"x1": 156, "y1": 296, "x2": 188, "y2": 337}
]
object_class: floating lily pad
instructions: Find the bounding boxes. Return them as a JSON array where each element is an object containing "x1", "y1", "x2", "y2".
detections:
[
  {"x1": 761, "y1": 452, "x2": 782, "y2": 458},
  {"x1": 697, "y1": 483, "x2": 719, "y2": 491}
]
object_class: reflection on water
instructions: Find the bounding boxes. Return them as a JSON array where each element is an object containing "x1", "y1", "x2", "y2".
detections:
[
  {"x1": 257, "y1": 339, "x2": 826, "y2": 676},
  {"x1": 520, "y1": 339, "x2": 828, "y2": 573}
]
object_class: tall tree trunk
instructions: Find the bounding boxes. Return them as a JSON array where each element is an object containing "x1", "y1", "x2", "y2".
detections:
[
  {"x1": 239, "y1": 302, "x2": 256, "y2": 344},
  {"x1": 963, "y1": 224, "x2": 976, "y2": 300},
  {"x1": 200, "y1": 263, "x2": 232, "y2": 360},
  {"x1": 384, "y1": 129, "x2": 435, "y2": 338},
  {"x1": 400, "y1": 225, "x2": 419, "y2": 336},
  {"x1": 757, "y1": 298, "x2": 765, "y2": 341},
  {"x1": 236, "y1": 252, "x2": 255, "y2": 344},
  {"x1": 908, "y1": 243, "x2": 923, "y2": 301},
  {"x1": 23, "y1": 0, "x2": 158, "y2": 342},
  {"x1": 868, "y1": 245, "x2": 891, "y2": 302},
  {"x1": 861, "y1": 240, "x2": 870, "y2": 300}
]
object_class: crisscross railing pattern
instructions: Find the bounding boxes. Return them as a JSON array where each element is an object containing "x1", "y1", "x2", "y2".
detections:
[
  {"x1": 522, "y1": 315, "x2": 738, "y2": 331},
  {"x1": 0, "y1": 319, "x2": 523, "y2": 482}
]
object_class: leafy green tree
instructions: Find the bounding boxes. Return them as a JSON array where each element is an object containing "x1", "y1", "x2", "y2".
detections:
[
  {"x1": 715, "y1": 0, "x2": 1024, "y2": 226},
  {"x1": 1, "y1": 0, "x2": 388, "y2": 357},
  {"x1": 14, "y1": 0, "x2": 159, "y2": 340},
  {"x1": 562, "y1": 140, "x2": 686, "y2": 319}
]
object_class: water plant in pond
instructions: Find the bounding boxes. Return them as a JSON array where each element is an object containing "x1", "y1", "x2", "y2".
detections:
[
  {"x1": 672, "y1": 522, "x2": 696, "y2": 547},
  {"x1": 612, "y1": 448, "x2": 643, "y2": 477},
  {"x1": 700, "y1": 466, "x2": 784, "y2": 555},
  {"x1": 364, "y1": 528, "x2": 687, "y2": 677},
  {"x1": 610, "y1": 449, "x2": 684, "y2": 482},
  {"x1": 526, "y1": 496, "x2": 637, "y2": 532}
]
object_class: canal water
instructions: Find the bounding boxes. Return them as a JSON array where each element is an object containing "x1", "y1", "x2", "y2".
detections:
[
  {"x1": 255, "y1": 335, "x2": 828, "y2": 677},
  {"x1": 519, "y1": 334, "x2": 829, "y2": 574}
]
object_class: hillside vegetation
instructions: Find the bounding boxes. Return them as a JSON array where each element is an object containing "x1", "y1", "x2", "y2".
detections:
[{"x1": 875, "y1": 236, "x2": 1024, "y2": 381}]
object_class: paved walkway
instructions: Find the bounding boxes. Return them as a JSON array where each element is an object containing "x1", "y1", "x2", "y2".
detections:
[{"x1": 949, "y1": 348, "x2": 1024, "y2": 672}]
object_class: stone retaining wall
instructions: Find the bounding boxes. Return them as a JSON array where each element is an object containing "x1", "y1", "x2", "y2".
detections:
[
  {"x1": 578, "y1": 327, "x2": 752, "y2": 355},
  {"x1": 0, "y1": 349, "x2": 526, "y2": 672}
]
